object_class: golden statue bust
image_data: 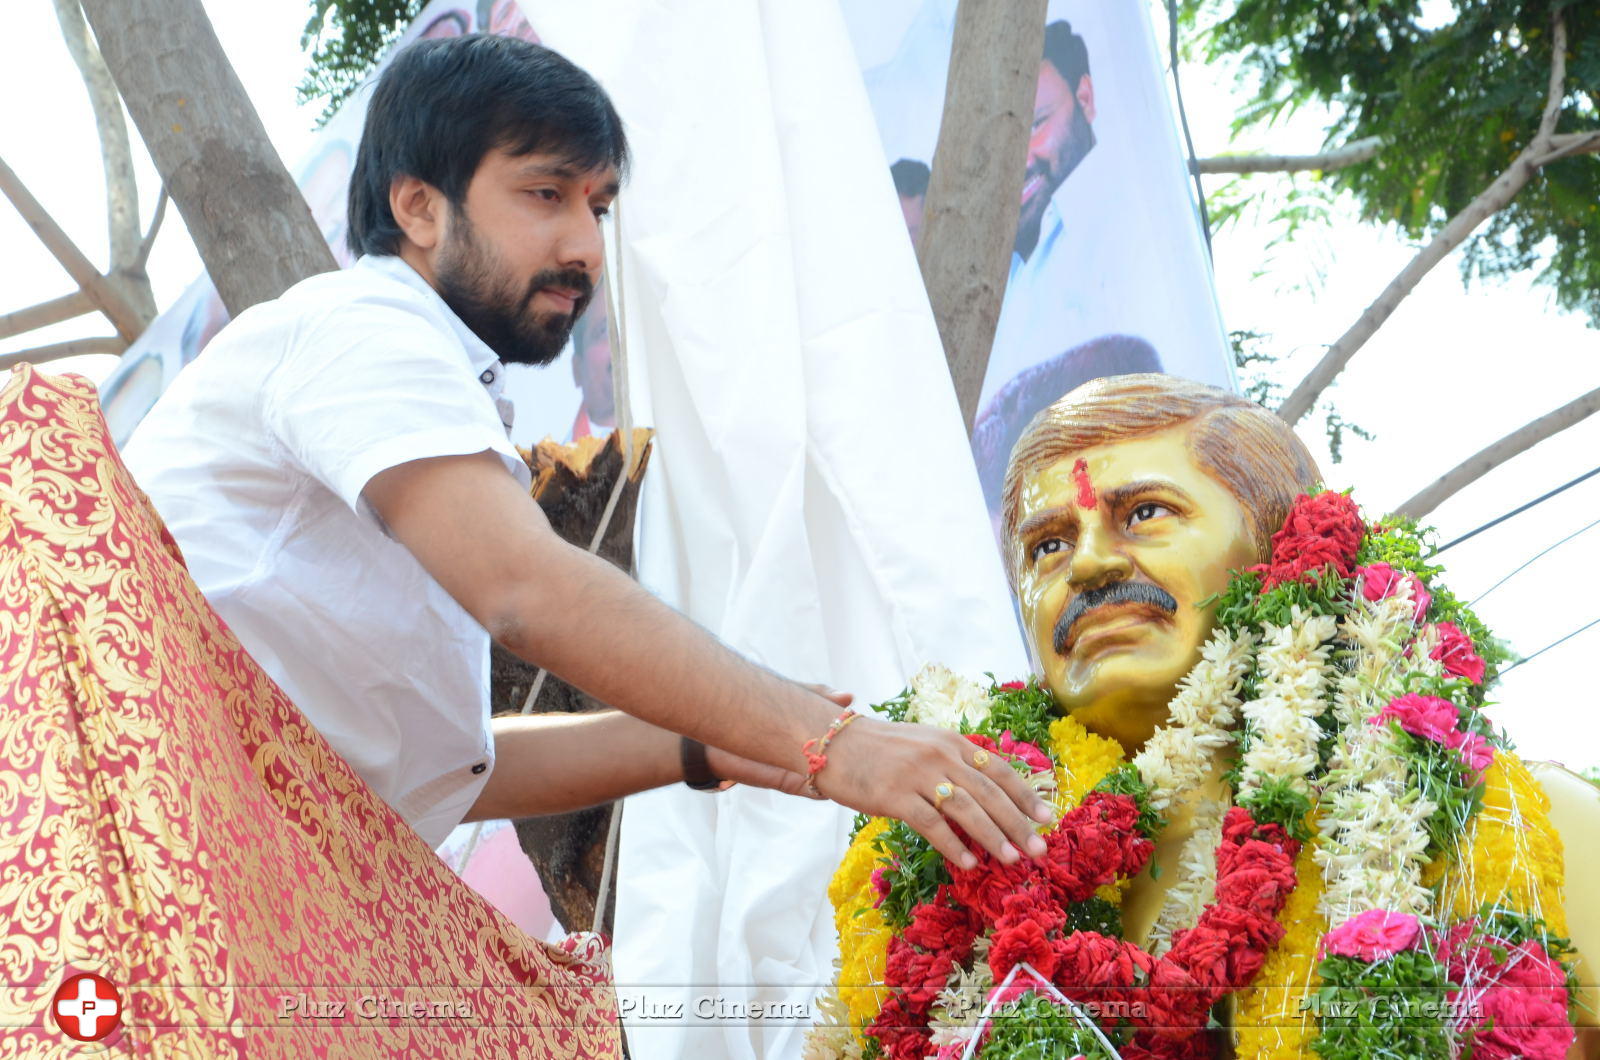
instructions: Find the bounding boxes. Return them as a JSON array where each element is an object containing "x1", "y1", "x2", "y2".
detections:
[
  {"x1": 812, "y1": 373, "x2": 1599, "y2": 1060},
  {"x1": 1001, "y1": 373, "x2": 1597, "y2": 1053}
]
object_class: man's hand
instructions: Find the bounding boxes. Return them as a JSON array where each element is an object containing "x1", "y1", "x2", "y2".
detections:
[
  {"x1": 365, "y1": 451, "x2": 1052, "y2": 865},
  {"x1": 814, "y1": 718, "x2": 1053, "y2": 869}
]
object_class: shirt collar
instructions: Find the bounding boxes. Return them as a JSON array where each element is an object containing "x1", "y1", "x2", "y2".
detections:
[
  {"x1": 355, "y1": 254, "x2": 505, "y2": 378},
  {"x1": 355, "y1": 254, "x2": 516, "y2": 433}
]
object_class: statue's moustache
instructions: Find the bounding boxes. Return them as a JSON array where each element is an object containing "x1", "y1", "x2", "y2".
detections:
[{"x1": 1053, "y1": 581, "x2": 1179, "y2": 657}]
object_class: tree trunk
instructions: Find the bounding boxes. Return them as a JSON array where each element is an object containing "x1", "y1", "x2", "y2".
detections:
[
  {"x1": 1395, "y1": 385, "x2": 1600, "y2": 520},
  {"x1": 917, "y1": 0, "x2": 1047, "y2": 431},
  {"x1": 78, "y1": 0, "x2": 336, "y2": 318}
]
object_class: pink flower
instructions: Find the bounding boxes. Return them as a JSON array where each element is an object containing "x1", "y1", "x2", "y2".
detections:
[
  {"x1": 1357, "y1": 562, "x2": 1431, "y2": 623},
  {"x1": 999, "y1": 680, "x2": 1027, "y2": 691},
  {"x1": 1447, "y1": 730, "x2": 1495, "y2": 783},
  {"x1": 870, "y1": 866, "x2": 892, "y2": 906},
  {"x1": 1320, "y1": 909, "x2": 1422, "y2": 961},
  {"x1": 1370, "y1": 693, "x2": 1461, "y2": 745},
  {"x1": 1429, "y1": 622, "x2": 1486, "y2": 684},
  {"x1": 998, "y1": 730, "x2": 1053, "y2": 774}
]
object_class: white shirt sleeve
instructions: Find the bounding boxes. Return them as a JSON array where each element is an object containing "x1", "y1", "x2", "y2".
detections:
[{"x1": 262, "y1": 294, "x2": 525, "y2": 526}]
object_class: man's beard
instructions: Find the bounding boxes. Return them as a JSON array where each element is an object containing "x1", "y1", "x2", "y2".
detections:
[
  {"x1": 1052, "y1": 580, "x2": 1177, "y2": 658},
  {"x1": 434, "y1": 212, "x2": 594, "y2": 367},
  {"x1": 1014, "y1": 101, "x2": 1097, "y2": 259}
]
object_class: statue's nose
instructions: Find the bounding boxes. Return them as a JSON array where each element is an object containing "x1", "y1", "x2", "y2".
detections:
[{"x1": 1067, "y1": 523, "x2": 1133, "y2": 590}]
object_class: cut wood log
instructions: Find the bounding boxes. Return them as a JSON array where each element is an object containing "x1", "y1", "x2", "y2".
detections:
[{"x1": 489, "y1": 427, "x2": 654, "y2": 935}]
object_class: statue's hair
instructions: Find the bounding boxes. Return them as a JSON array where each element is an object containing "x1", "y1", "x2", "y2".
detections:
[{"x1": 1000, "y1": 373, "x2": 1321, "y2": 585}]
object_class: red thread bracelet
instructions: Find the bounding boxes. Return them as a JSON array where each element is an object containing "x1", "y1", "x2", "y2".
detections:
[{"x1": 802, "y1": 708, "x2": 858, "y2": 796}]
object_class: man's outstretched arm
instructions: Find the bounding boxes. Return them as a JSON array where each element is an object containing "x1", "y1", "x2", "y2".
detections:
[{"x1": 364, "y1": 450, "x2": 1053, "y2": 868}]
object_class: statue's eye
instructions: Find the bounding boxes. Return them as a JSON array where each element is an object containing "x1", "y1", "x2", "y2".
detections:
[
  {"x1": 1030, "y1": 538, "x2": 1069, "y2": 563},
  {"x1": 1128, "y1": 502, "x2": 1173, "y2": 527}
]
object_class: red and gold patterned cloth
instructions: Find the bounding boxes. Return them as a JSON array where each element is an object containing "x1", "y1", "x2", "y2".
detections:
[{"x1": 0, "y1": 366, "x2": 622, "y2": 1058}]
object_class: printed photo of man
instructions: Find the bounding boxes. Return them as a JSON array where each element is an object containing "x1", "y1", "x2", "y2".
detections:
[
  {"x1": 1017, "y1": 20, "x2": 1095, "y2": 261},
  {"x1": 889, "y1": 157, "x2": 930, "y2": 248}
]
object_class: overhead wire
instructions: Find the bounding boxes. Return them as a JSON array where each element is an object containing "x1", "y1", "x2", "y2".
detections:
[
  {"x1": 1468, "y1": 514, "x2": 1600, "y2": 607},
  {"x1": 1499, "y1": 616, "x2": 1600, "y2": 677},
  {"x1": 1430, "y1": 464, "x2": 1600, "y2": 556}
]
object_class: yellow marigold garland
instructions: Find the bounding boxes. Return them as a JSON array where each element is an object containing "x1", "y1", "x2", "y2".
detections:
[
  {"x1": 1233, "y1": 832, "x2": 1327, "y2": 1058},
  {"x1": 1048, "y1": 713, "x2": 1126, "y2": 813},
  {"x1": 828, "y1": 817, "x2": 893, "y2": 1032},
  {"x1": 1423, "y1": 753, "x2": 1567, "y2": 935}
]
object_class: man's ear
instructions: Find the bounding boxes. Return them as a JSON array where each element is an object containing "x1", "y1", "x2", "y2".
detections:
[
  {"x1": 1076, "y1": 75, "x2": 1096, "y2": 124},
  {"x1": 389, "y1": 175, "x2": 448, "y2": 251}
]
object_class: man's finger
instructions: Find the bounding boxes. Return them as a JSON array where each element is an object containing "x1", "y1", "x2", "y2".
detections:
[
  {"x1": 977, "y1": 750, "x2": 1055, "y2": 824},
  {"x1": 959, "y1": 765, "x2": 1049, "y2": 858},
  {"x1": 937, "y1": 784, "x2": 1020, "y2": 864},
  {"x1": 903, "y1": 803, "x2": 977, "y2": 870}
]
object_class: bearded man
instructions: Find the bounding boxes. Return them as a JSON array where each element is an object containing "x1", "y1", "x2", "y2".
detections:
[
  {"x1": 1000, "y1": 373, "x2": 1598, "y2": 1050},
  {"x1": 125, "y1": 36, "x2": 1049, "y2": 874}
]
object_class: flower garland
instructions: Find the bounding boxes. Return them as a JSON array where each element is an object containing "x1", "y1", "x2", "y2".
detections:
[{"x1": 808, "y1": 490, "x2": 1577, "y2": 1060}]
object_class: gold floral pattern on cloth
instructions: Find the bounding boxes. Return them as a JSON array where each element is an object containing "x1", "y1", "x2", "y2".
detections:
[{"x1": 0, "y1": 366, "x2": 621, "y2": 1058}]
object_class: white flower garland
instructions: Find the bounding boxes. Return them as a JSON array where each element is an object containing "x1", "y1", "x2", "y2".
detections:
[
  {"x1": 905, "y1": 663, "x2": 993, "y2": 730},
  {"x1": 1315, "y1": 586, "x2": 1436, "y2": 924}
]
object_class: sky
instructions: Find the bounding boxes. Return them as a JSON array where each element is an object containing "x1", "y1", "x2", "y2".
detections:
[{"x1": 1, "y1": 0, "x2": 1595, "y2": 770}]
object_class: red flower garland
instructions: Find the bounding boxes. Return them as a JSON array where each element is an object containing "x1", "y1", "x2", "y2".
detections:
[
  {"x1": 867, "y1": 798, "x2": 1301, "y2": 1059},
  {"x1": 1249, "y1": 491, "x2": 1365, "y2": 589}
]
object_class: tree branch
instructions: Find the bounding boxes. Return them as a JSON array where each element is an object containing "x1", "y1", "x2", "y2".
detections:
[
  {"x1": 917, "y1": 0, "x2": 1048, "y2": 431},
  {"x1": 1395, "y1": 383, "x2": 1600, "y2": 519},
  {"x1": 0, "y1": 290, "x2": 96, "y2": 342},
  {"x1": 1193, "y1": 136, "x2": 1383, "y2": 175},
  {"x1": 52, "y1": 0, "x2": 143, "y2": 275},
  {"x1": 134, "y1": 186, "x2": 169, "y2": 270},
  {"x1": 0, "y1": 154, "x2": 148, "y2": 344},
  {"x1": 1277, "y1": 11, "x2": 1570, "y2": 426},
  {"x1": 1532, "y1": 130, "x2": 1600, "y2": 167},
  {"x1": 0, "y1": 336, "x2": 126, "y2": 372},
  {"x1": 79, "y1": 0, "x2": 337, "y2": 317}
]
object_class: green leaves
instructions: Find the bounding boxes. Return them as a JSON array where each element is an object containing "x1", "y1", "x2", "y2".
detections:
[
  {"x1": 299, "y1": 0, "x2": 428, "y2": 125},
  {"x1": 1186, "y1": 0, "x2": 1600, "y2": 322},
  {"x1": 1311, "y1": 948, "x2": 1454, "y2": 1060},
  {"x1": 872, "y1": 820, "x2": 949, "y2": 931}
]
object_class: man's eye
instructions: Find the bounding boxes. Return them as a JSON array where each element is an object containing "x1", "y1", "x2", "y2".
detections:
[
  {"x1": 1030, "y1": 538, "x2": 1069, "y2": 563},
  {"x1": 593, "y1": 205, "x2": 611, "y2": 219},
  {"x1": 1128, "y1": 502, "x2": 1173, "y2": 527},
  {"x1": 529, "y1": 188, "x2": 559, "y2": 202}
]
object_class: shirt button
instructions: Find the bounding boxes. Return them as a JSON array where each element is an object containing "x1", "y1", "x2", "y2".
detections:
[
  {"x1": 471, "y1": 762, "x2": 487, "y2": 775},
  {"x1": 479, "y1": 369, "x2": 495, "y2": 384}
]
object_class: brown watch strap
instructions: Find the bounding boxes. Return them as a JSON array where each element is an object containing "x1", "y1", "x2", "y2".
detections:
[{"x1": 680, "y1": 737, "x2": 724, "y2": 791}]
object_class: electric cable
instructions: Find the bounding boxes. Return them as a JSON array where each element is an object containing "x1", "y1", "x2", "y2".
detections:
[
  {"x1": 1468, "y1": 515, "x2": 1600, "y2": 607},
  {"x1": 1430, "y1": 464, "x2": 1600, "y2": 556},
  {"x1": 1166, "y1": 0, "x2": 1214, "y2": 259},
  {"x1": 1499, "y1": 616, "x2": 1600, "y2": 676}
]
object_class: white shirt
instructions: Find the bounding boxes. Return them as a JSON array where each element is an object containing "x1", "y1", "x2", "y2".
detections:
[
  {"x1": 979, "y1": 146, "x2": 1119, "y2": 414},
  {"x1": 125, "y1": 254, "x2": 533, "y2": 849}
]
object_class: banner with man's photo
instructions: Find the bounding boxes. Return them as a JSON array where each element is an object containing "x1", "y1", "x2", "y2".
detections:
[{"x1": 843, "y1": 0, "x2": 1235, "y2": 538}]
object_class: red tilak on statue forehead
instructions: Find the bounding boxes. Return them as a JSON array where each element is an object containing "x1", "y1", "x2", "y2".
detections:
[{"x1": 1072, "y1": 459, "x2": 1097, "y2": 510}]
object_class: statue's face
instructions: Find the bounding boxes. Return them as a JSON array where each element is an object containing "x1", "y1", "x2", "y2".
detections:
[{"x1": 1011, "y1": 426, "x2": 1259, "y2": 751}]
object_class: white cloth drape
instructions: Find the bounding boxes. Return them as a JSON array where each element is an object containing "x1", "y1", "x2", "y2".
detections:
[{"x1": 527, "y1": 3, "x2": 1029, "y2": 1057}]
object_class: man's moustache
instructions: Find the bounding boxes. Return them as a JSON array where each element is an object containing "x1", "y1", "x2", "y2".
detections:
[
  {"x1": 522, "y1": 269, "x2": 595, "y2": 317},
  {"x1": 1053, "y1": 581, "x2": 1178, "y2": 657}
]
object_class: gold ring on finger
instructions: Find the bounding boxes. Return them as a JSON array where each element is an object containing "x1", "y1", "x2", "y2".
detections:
[
  {"x1": 971, "y1": 749, "x2": 991, "y2": 769},
  {"x1": 932, "y1": 781, "x2": 956, "y2": 810}
]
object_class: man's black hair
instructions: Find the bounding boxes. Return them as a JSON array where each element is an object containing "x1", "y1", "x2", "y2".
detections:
[
  {"x1": 347, "y1": 34, "x2": 629, "y2": 258},
  {"x1": 1041, "y1": 20, "x2": 1091, "y2": 87},
  {"x1": 889, "y1": 158, "x2": 930, "y2": 199}
]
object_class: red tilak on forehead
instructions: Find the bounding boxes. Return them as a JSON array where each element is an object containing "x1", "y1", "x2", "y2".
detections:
[
  {"x1": 1072, "y1": 458, "x2": 1097, "y2": 509},
  {"x1": 583, "y1": 181, "x2": 596, "y2": 197}
]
